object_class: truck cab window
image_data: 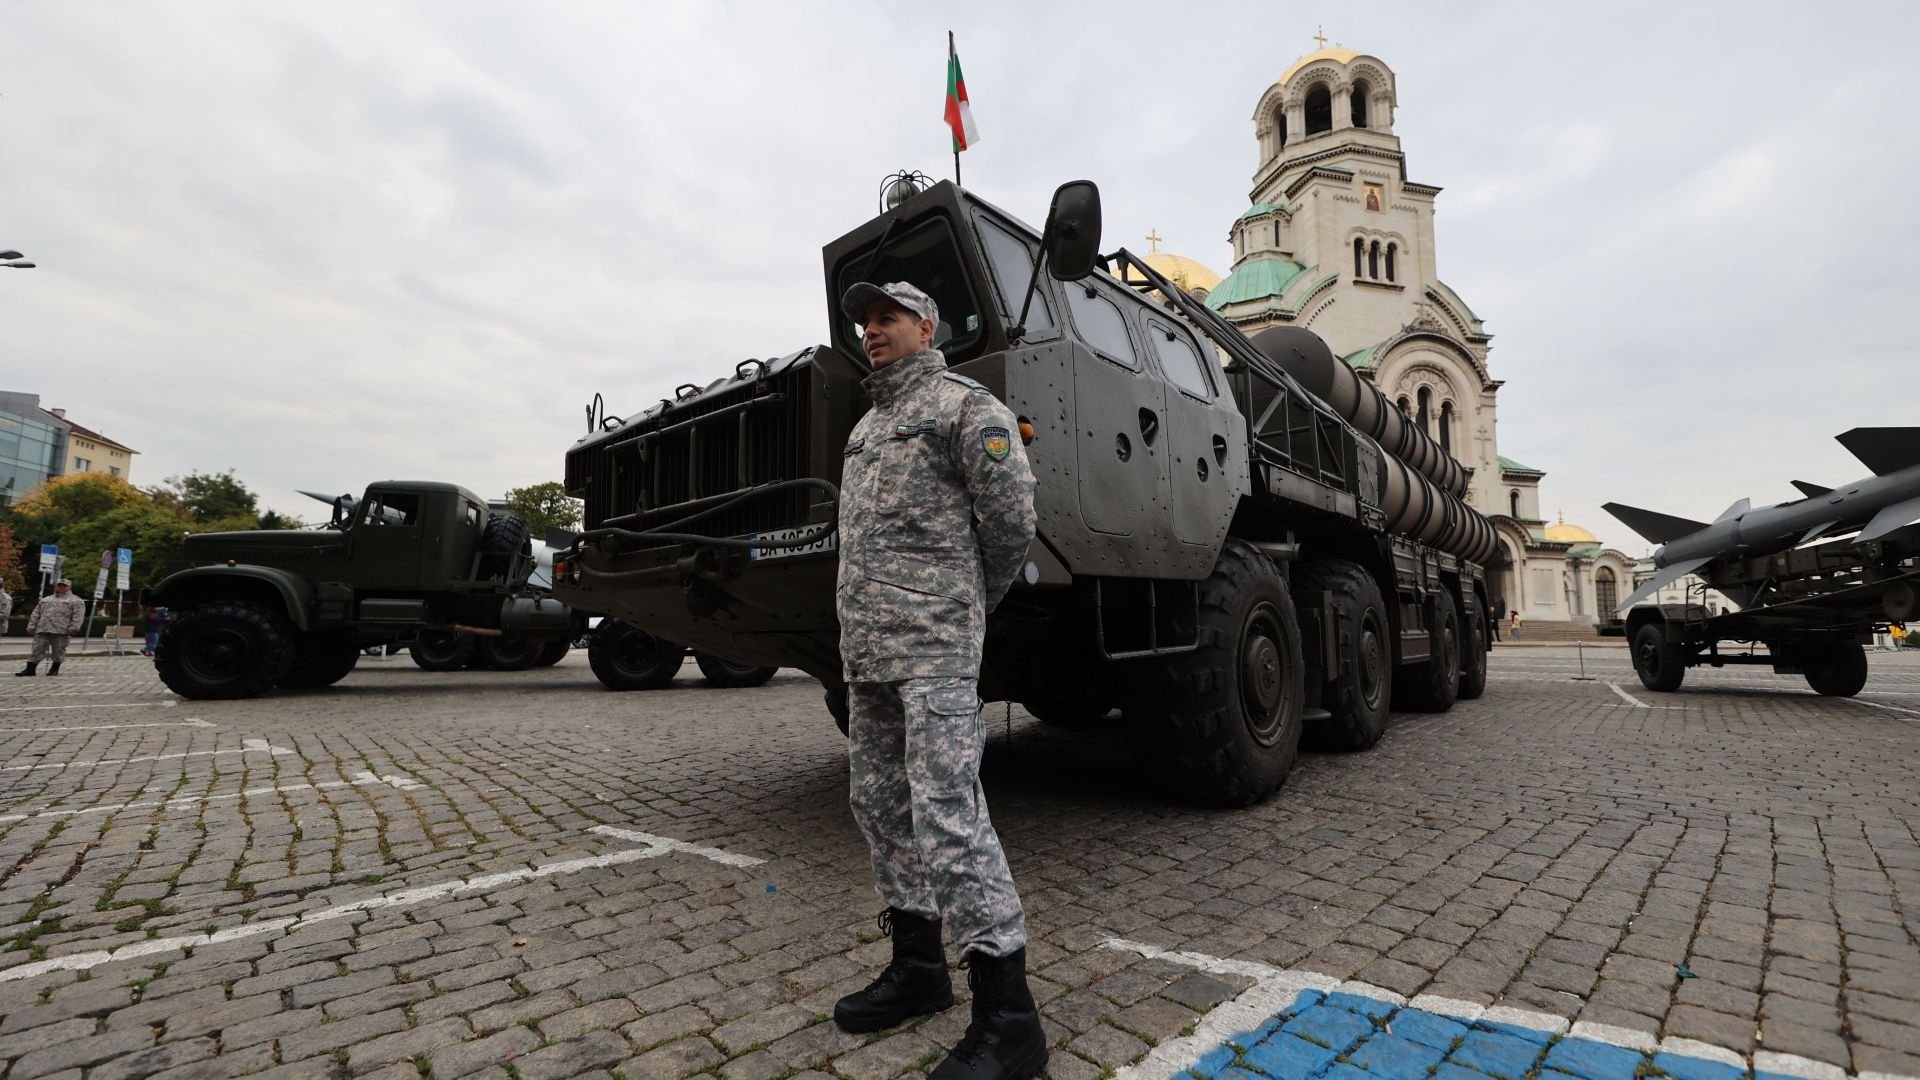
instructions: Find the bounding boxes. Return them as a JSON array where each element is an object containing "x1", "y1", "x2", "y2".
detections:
[
  {"x1": 1064, "y1": 278, "x2": 1140, "y2": 370},
  {"x1": 363, "y1": 493, "x2": 421, "y2": 527},
  {"x1": 974, "y1": 214, "x2": 1054, "y2": 337},
  {"x1": 835, "y1": 217, "x2": 984, "y2": 362},
  {"x1": 1148, "y1": 319, "x2": 1214, "y2": 398}
]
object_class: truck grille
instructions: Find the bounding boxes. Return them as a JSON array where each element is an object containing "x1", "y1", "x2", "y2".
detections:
[{"x1": 567, "y1": 363, "x2": 817, "y2": 543}]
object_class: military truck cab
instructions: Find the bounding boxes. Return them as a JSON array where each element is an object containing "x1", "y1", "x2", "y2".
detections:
[
  {"x1": 148, "y1": 480, "x2": 573, "y2": 700},
  {"x1": 555, "y1": 179, "x2": 1492, "y2": 805}
]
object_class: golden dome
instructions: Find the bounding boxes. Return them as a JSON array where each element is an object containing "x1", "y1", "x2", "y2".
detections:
[
  {"x1": 1115, "y1": 251, "x2": 1223, "y2": 295},
  {"x1": 1280, "y1": 46, "x2": 1362, "y2": 84},
  {"x1": 1544, "y1": 512, "x2": 1599, "y2": 545}
]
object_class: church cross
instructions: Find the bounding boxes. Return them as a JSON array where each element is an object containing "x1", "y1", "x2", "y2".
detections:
[
  {"x1": 1313, "y1": 27, "x2": 1328, "y2": 48},
  {"x1": 1146, "y1": 228, "x2": 1163, "y2": 255}
]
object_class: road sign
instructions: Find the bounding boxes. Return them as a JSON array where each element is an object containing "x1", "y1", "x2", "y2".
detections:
[
  {"x1": 101, "y1": 549, "x2": 115, "y2": 570},
  {"x1": 117, "y1": 548, "x2": 132, "y2": 566},
  {"x1": 39, "y1": 544, "x2": 58, "y2": 573},
  {"x1": 93, "y1": 567, "x2": 110, "y2": 599},
  {"x1": 116, "y1": 563, "x2": 131, "y2": 591}
]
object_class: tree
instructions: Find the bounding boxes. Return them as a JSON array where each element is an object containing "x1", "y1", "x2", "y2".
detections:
[
  {"x1": 503, "y1": 482, "x2": 582, "y2": 538},
  {"x1": 9, "y1": 473, "x2": 145, "y2": 530},
  {"x1": 0, "y1": 522, "x2": 26, "y2": 597},
  {"x1": 150, "y1": 471, "x2": 259, "y2": 524},
  {"x1": 54, "y1": 502, "x2": 194, "y2": 595},
  {"x1": 258, "y1": 509, "x2": 304, "y2": 530}
]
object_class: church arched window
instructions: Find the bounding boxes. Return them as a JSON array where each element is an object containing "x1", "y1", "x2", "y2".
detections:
[
  {"x1": 1510, "y1": 490, "x2": 1521, "y2": 518},
  {"x1": 1274, "y1": 221, "x2": 1282, "y2": 247},
  {"x1": 1353, "y1": 238, "x2": 1364, "y2": 278},
  {"x1": 1305, "y1": 84, "x2": 1332, "y2": 135},
  {"x1": 1386, "y1": 243, "x2": 1397, "y2": 282},
  {"x1": 1440, "y1": 401, "x2": 1453, "y2": 452},
  {"x1": 1351, "y1": 81, "x2": 1371, "y2": 128},
  {"x1": 1417, "y1": 386, "x2": 1432, "y2": 434},
  {"x1": 1277, "y1": 108, "x2": 1288, "y2": 149},
  {"x1": 1368, "y1": 240, "x2": 1380, "y2": 279}
]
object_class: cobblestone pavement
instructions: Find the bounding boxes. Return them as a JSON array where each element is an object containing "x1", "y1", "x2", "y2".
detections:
[{"x1": 1, "y1": 646, "x2": 1916, "y2": 1080}]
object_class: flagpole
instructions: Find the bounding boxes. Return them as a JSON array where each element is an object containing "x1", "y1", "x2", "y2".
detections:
[{"x1": 950, "y1": 32, "x2": 961, "y2": 187}]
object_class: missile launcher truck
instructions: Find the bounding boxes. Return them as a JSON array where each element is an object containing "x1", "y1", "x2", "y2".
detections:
[
  {"x1": 147, "y1": 481, "x2": 576, "y2": 700},
  {"x1": 551, "y1": 179, "x2": 1496, "y2": 805}
]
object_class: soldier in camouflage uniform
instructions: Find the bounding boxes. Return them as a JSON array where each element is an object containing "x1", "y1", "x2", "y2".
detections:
[{"x1": 831, "y1": 281, "x2": 1047, "y2": 1080}]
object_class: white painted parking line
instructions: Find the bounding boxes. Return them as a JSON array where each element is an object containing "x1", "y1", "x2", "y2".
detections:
[
  {"x1": 0, "y1": 701, "x2": 178, "y2": 713},
  {"x1": 1607, "y1": 682, "x2": 1650, "y2": 708},
  {"x1": 1595, "y1": 704, "x2": 1688, "y2": 710},
  {"x1": 2, "y1": 737, "x2": 291, "y2": 773},
  {"x1": 1850, "y1": 699, "x2": 1920, "y2": 719},
  {"x1": 1094, "y1": 939, "x2": 1904, "y2": 1080},
  {"x1": 0, "y1": 769, "x2": 420, "y2": 824},
  {"x1": 0, "y1": 717, "x2": 210, "y2": 732},
  {"x1": 0, "y1": 824, "x2": 763, "y2": 982}
]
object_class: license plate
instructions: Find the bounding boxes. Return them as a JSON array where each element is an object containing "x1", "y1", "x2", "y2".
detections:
[{"x1": 748, "y1": 526, "x2": 837, "y2": 562}]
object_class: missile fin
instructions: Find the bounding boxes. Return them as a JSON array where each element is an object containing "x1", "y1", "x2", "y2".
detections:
[
  {"x1": 1857, "y1": 495, "x2": 1920, "y2": 543},
  {"x1": 1603, "y1": 502, "x2": 1709, "y2": 545},
  {"x1": 1835, "y1": 428, "x2": 1920, "y2": 477},
  {"x1": 1791, "y1": 480, "x2": 1832, "y2": 498},
  {"x1": 1798, "y1": 522, "x2": 1837, "y2": 546},
  {"x1": 1615, "y1": 556, "x2": 1715, "y2": 612},
  {"x1": 1714, "y1": 498, "x2": 1750, "y2": 523}
]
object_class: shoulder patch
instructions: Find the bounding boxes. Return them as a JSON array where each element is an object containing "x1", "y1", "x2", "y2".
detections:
[
  {"x1": 942, "y1": 372, "x2": 988, "y2": 392},
  {"x1": 981, "y1": 427, "x2": 1012, "y2": 460}
]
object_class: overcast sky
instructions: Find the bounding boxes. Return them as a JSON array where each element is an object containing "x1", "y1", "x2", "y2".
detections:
[{"x1": 4, "y1": 1, "x2": 1915, "y2": 554}]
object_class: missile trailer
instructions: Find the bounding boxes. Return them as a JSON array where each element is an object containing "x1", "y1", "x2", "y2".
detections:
[
  {"x1": 146, "y1": 481, "x2": 577, "y2": 700},
  {"x1": 553, "y1": 179, "x2": 1495, "y2": 805}
]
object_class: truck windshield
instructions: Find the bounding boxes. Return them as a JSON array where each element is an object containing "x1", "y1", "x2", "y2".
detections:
[{"x1": 835, "y1": 217, "x2": 984, "y2": 362}]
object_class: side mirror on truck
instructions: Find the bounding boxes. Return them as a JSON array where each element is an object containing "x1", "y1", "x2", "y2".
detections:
[{"x1": 1010, "y1": 180, "x2": 1103, "y2": 342}]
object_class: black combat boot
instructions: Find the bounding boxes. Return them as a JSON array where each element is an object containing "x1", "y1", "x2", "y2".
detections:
[
  {"x1": 833, "y1": 908, "x2": 955, "y2": 1033},
  {"x1": 13, "y1": 662, "x2": 35, "y2": 677},
  {"x1": 46, "y1": 661, "x2": 61, "y2": 676},
  {"x1": 931, "y1": 948, "x2": 1048, "y2": 1080}
]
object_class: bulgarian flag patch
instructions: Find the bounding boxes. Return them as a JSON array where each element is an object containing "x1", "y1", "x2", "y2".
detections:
[{"x1": 945, "y1": 38, "x2": 979, "y2": 152}]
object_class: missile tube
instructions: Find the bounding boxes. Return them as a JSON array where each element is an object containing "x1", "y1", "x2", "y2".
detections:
[{"x1": 1252, "y1": 326, "x2": 1470, "y2": 498}]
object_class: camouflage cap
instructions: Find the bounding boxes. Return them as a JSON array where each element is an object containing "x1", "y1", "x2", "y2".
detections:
[{"x1": 840, "y1": 281, "x2": 939, "y2": 328}]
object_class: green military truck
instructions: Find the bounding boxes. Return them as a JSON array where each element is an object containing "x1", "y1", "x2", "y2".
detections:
[
  {"x1": 148, "y1": 481, "x2": 575, "y2": 699},
  {"x1": 551, "y1": 179, "x2": 1496, "y2": 806}
]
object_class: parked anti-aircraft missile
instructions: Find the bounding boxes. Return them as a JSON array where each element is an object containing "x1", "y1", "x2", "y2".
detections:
[{"x1": 1605, "y1": 427, "x2": 1920, "y2": 611}]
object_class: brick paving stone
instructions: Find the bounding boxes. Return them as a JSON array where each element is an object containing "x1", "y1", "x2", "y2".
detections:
[
  {"x1": 346, "y1": 1018, "x2": 475, "y2": 1074},
  {"x1": 536, "y1": 998, "x2": 641, "y2": 1041},
  {"x1": 89, "y1": 1037, "x2": 219, "y2": 1080},
  {"x1": 11, "y1": 1027, "x2": 155, "y2": 1079},
  {"x1": 623, "y1": 1003, "x2": 715, "y2": 1051},
  {"x1": 509, "y1": 1030, "x2": 631, "y2": 1080},
  {"x1": 146, "y1": 1043, "x2": 279, "y2": 1080},
  {"x1": 828, "y1": 1031, "x2": 944, "y2": 1080},
  {"x1": 710, "y1": 1001, "x2": 812, "y2": 1053},
  {"x1": 617, "y1": 1035, "x2": 727, "y2": 1078},
  {"x1": 418, "y1": 1027, "x2": 540, "y2": 1080},
  {"x1": 278, "y1": 1008, "x2": 411, "y2": 1061}
]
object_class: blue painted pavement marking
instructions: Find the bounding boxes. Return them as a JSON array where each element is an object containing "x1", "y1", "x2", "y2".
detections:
[{"x1": 1100, "y1": 939, "x2": 1899, "y2": 1080}]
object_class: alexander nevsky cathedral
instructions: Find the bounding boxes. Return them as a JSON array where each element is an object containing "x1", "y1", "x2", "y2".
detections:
[{"x1": 1137, "y1": 42, "x2": 1634, "y2": 632}]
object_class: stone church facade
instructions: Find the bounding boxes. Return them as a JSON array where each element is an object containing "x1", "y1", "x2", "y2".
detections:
[{"x1": 1141, "y1": 44, "x2": 1634, "y2": 627}]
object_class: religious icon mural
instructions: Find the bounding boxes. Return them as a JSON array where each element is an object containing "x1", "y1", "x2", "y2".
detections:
[{"x1": 1363, "y1": 183, "x2": 1384, "y2": 212}]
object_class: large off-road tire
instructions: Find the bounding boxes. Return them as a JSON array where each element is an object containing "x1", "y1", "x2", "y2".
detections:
[
  {"x1": 535, "y1": 640, "x2": 570, "y2": 667},
  {"x1": 1457, "y1": 599, "x2": 1488, "y2": 701},
  {"x1": 156, "y1": 600, "x2": 295, "y2": 700},
  {"x1": 277, "y1": 630, "x2": 360, "y2": 689},
  {"x1": 825, "y1": 683, "x2": 850, "y2": 737},
  {"x1": 1393, "y1": 596, "x2": 1460, "y2": 713},
  {"x1": 1292, "y1": 559, "x2": 1392, "y2": 751},
  {"x1": 694, "y1": 652, "x2": 778, "y2": 688},
  {"x1": 1127, "y1": 540, "x2": 1305, "y2": 807},
  {"x1": 477, "y1": 514, "x2": 532, "y2": 582},
  {"x1": 1632, "y1": 623, "x2": 1687, "y2": 692},
  {"x1": 410, "y1": 630, "x2": 475, "y2": 671},
  {"x1": 1805, "y1": 640, "x2": 1868, "y2": 697},
  {"x1": 587, "y1": 619, "x2": 684, "y2": 690},
  {"x1": 475, "y1": 636, "x2": 539, "y2": 672}
]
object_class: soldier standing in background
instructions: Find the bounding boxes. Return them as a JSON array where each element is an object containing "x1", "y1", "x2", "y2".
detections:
[
  {"x1": 0, "y1": 581, "x2": 12, "y2": 638},
  {"x1": 17, "y1": 579, "x2": 87, "y2": 676},
  {"x1": 830, "y1": 280, "x2": 1047, "y2": 1080}
]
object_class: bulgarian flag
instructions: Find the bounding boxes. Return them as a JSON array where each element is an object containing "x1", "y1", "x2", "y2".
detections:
[{"x1": 944, "y1": 34, "x2": 979, "y2": 152}]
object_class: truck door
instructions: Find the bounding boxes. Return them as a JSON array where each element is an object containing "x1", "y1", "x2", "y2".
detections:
[
  {"x1": 1142, "y1": 315, "x2": 1238, "y2": 548},
  {"x1": 347, "y1": 490, "x2": 425, "y2": 591},
  {"x1": 1063, "y1": 276, "x2": 1170, "y2": 537}
]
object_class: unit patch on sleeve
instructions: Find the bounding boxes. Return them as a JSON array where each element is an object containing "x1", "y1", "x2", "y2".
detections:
[{"x1": 981, "y1": 426, "x2": 1011, "y2": 460}]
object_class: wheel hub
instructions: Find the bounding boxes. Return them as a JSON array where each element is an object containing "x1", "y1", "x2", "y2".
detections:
[{"x1": 1240, "y1": 603, "x2": 1290, "y2": 745}]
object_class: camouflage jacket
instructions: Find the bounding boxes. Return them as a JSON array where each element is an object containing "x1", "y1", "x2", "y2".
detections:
[
  {"x1": 27, "y1": 592, "x2": 86, "y2": 636},
  {"x1": 836, "y1": 348, "x2": 1036, "y2": 683}
]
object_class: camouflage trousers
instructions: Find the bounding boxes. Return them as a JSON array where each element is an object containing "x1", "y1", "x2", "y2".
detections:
[
  {"x1": 847, "y1": 676, "x2": 1026, "y2": 957},
  {"x1": 27, "y1": 634, "x2": 70, "y2": 664}
]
